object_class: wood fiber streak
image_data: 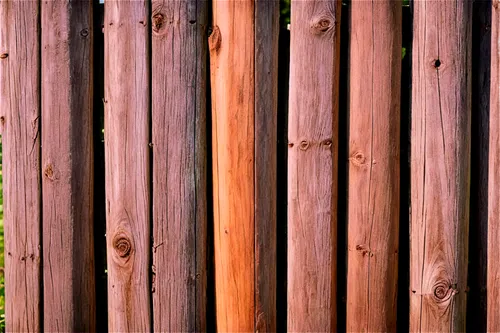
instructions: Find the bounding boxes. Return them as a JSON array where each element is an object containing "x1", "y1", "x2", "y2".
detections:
[
  {"x1": 488, "y1": 1, "x2": 500, "y2": 331},
  {"x1": 151, "y1": 1, "x2": 207, "y2": 331},
  {"x1": 0, "y1": 1, "x2": 41, "y2": 331},
  {"x1": 254, "y1": 0, "x2": 279, "y2": 331},
  {"x1": 41, "y1": 1, "x2": 95, "y2": 331},
  {"x1": 209, "y1": 1, "x2": 255, "y2": 331},
  {"x1": 346, "y1": 2, "x2": 401, "y2": 332},
  {"x1": 287, "y1": 1, "x2": 341, "y2": 331},
  {"x1": 410, "y1": 1, "x2": 472, "y2": 331},
  {"x1": 104, "y1": 1, "x2": 151, "y2": 331}
]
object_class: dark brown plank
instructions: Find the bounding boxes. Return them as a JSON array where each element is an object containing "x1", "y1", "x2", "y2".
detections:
[
  {"x1": 151, "y1": 1, "x2": 208, "y2": 331},
  {"x1": 254, "y1": 0, "x2": 279, "y2": 331}
]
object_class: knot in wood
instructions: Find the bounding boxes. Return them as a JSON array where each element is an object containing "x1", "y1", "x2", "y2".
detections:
[
  {"x1": 113, "y1": 235, "x2": 132, "y2": 258},
  {"x1": 209, "y1": 26, "x2": 221, "y2": 52},
  {"x1": 44, "y1": 163, "x2": 57, "y2": 181},
  {"x1": 299, "y1": 140, "x2": 310, "y2": 151},
  {"x1": 80, "y1": 28, "x2": 89, "y2": 38},
  {"x1": 310, "y1": 14, "x2": 334, "y2": 35},
  {"x1": 0, "y1": 53, "x2": 8, "y2": 59},
  {"x1": 351, "y1": 152, "x2": 367, "y2": 166},
  {"x1": 321, "y1": 139, "x2": 332, "y2": 149},
  {"x1": 152, "y1": 13, "x2": 165, "y2": 33},
  {"x1": 433, "y1": 281, "x2": 453, "y2": 302}
]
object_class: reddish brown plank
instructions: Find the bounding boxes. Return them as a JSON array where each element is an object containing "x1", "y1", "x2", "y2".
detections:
[
  {"x1": 410, "y1": 1, "x2": 473, "y2": 331},
  {"x1": 151, "y1": 1, "x2": 208, "y2": 331},
  {"x1": 209, "y1": 0, "x2": 278, "y2": 330},
  {"x1": 287, "y1": 1, "x2": 341, "y2": 331},
  {"x1": 346, "y1": 2, "x2": 401, "y2": 332},
  {"x1": 41, "y1": 1, "x2": 95, "y2": 331},
  {"x1": 488, "y1": 1, "x2": 500, "y2": 331},
  {"x1": 104, "y1": 1, "x2": 151, "y2": 331},
  {"x1": 0, "y1": 1, "x2": 41, "y2": 331}
]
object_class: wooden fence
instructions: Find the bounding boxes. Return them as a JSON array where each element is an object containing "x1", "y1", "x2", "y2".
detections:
[{"x1": 0, "y1": 0, "x2": 498, "y2": 332}]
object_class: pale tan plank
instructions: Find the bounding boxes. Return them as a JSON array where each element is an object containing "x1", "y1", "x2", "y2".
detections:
[
  {"x1": 346, "y1": 2, "x2": 401, "y2": 332},
  {"x1": 104, "y1": 1, "x2": 151, "y2": 331},
  {"x1": 410, "y1": 1, "x2": 472, "y2": 331},
  {"x1": 0, "y1": 1, "x2": 41, "y2": 331},
  {"x1": 287, "y1": 1, "x2": 341, "y2": 331}
]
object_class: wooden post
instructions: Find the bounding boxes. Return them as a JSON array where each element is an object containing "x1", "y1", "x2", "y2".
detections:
[
  {"x1": 346, "y1": 1, "x2": 401, "y2": 332},
  {"x1": 104, "y1": 1, "x2": 151, "y2": 331},
  {"x1": 151, "y1": 1, "x2": 208, "y2": 331},
  {"x1": 41, "y1": 1, "x2": 95, "y2": 331},
  {"x1": 0, "y1": 1, "x2": 41, "y2": 331},
  {"x1": 287, "y1": 1, "x2": 341, "y2": 331},
  {"x1": 488, "y1": 0, "x2": 500, "y2": 331},
  {"x1": 410, "y1": 1, "x2": 472, "y2": 331},
  {"x1": 209, "y1": 0, "x2": 279, "y2": 330}
]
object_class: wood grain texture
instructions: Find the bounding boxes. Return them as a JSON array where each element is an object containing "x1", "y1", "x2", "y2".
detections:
[
  {"x1": 41, "y1": 1, "x2": 95, "y2": 331},
  {"x1": 151, "y1": 1, "x2": 207, "y2": 331},
  {"x1": 104, "y1": 1, "x2": 151, "y2": 331},
  {"x1": 287, "y1": 1, "x2": 341, "y2": 331},
  {"x1": 0, "y1": 1, "x2": 41, "y2": 331},
  {"x1": 210, "y1": 2, "x2": 255, "y2": 331},
  {"x1": 346, "y1": 2, "x2": 401, "y2": 332},
  {"x1": 488, "y1": 1, "x2": 500, "y2": 331},
  {"x1": 210, "y1": 1, "x2": 278, "y2": 330},
  {"x1": 410, "y1": 1, "x2": 472, "y2": 331},
  {"x1": 254, "y1": 1, "x2": 279, "y2": 331}
]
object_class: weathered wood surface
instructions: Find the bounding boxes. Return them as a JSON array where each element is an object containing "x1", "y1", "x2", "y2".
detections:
[
  {"x1": 410, "y1": 1, "x2": 472, "y2": 331},
  {"x1": 488, "y1": 1, "x2": 500, "y2": 331},
  {"x1": 41, "y1": 1, "x2": 95, "y2": 331},
  {"x1": 104, "y1": 1, "x2": 151, "y2": 331},
  {"x1": 255, "y1": 1, "x2": 279, "y2": 331},
  {"x1": 287, "y1": 1, "x2": 341, "y2": 331},
  {"x1": 346, "y1": 1, "x2": 401, "y2": 332},
  {"x1": 210, "y1": 0, "x2": 278, "y2": 330},
  {"x1": 468, "y1": 1, "x2": 491, "y2": 331},
  {"x1": 0, "y1": 1, "x2": 41, "y2": 331},
  {"x1": 151, "y1": 1, "x2": 207, "y2": 331}
]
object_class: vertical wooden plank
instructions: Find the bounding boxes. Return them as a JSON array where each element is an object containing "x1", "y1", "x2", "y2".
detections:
[
  {"x1": 410, "y1": 1, "x2": 472, "y2": 331},
  {"x1": 255, "y1": 1, "x2": 279, "y2": 331},
  {"x1": 209, "y1": 1, "x2": 278, "y2": 330},
  {"x1": 41, "y1": 1, "x2": 95, "y2": 331},
  {"x1": 151, "y1": 1, "x2": 207, "y2": 331},
  {"x1": 209, "y1": 2, "x2": 255, "y2": 331},
  {"x1": 468, "y1": 1, "x2": 491, "y2": 331},
  {"x1": 488, "y1": 0, "x2": 500, "y2": 331},
  {"x1": 287, "y1": 1, "x2": 341, "y2": 331},
  {"x1": 104, "y1": 1, "x2": 151, "y2": 331},
  {"x1": 0, "y1": 1, "x2": 41, "y2": 331},
  {"x1": 346, "y1": 2, "x2": 401, "y2": 332}
]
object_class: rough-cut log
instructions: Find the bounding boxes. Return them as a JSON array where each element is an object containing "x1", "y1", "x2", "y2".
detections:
[
  {"x1": 0, "y1": 1, "x2": 41, "y2": 331},
  {"x1": 104, "y1": 1, "x2": 151, "y2": 331},
  {"x1": 410, "y1": 1, "x2": 472, "y2": 331},
  {"x1": 488, "y1": 1, "x2": 500, "y2": 331},
  {"x1": 209, "y1": 0, "x2": 279, "y2": 330},
  {"x1": 346, "y1": 2, "x2": 401, "y2": 332},
  {"x1": 41, "y1": 1, "x2": 95, "y2": 331},
  {"x1": 151, "y1": 1, "x2": 208, "y2": 331},
  {"x1": 287, "y1": 1, "x2": 341, "y2": 331}
]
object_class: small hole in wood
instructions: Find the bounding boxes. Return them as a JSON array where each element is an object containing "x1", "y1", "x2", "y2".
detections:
[{"x1": 434, "y1": 59, "x2": 441, "y2": 68}]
